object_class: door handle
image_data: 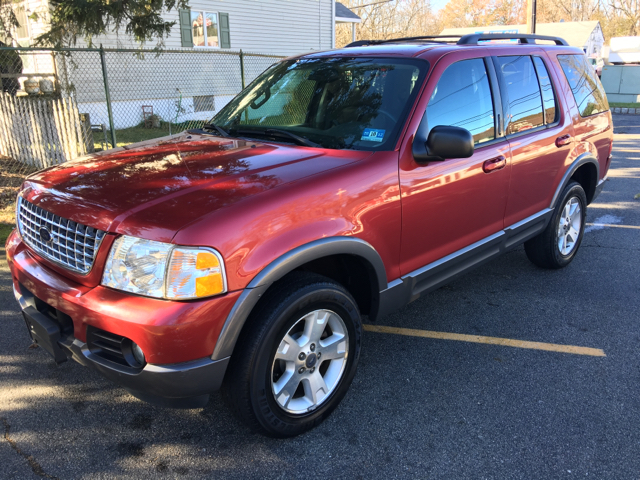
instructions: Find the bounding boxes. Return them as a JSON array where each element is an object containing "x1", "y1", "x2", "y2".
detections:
[
  {"x1": 483, "y1": 155, "x2": 506, "y2": 173},
  {"x1": 555, "y1": 134, "x2": 572, "y2": 147}
]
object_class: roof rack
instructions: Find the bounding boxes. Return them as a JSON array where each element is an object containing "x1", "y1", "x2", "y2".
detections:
[
  {"x1": 345, "y1": 35, "x2": 461, "y2": 48},
  {"x1": 344, "y1": 33, "x2": 568, "y2": 48},
  {"x1": 457, "y1": 33, "x2": 568, "y2": 46}
]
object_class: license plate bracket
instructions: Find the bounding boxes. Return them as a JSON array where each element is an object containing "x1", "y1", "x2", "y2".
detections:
[{"x1": 22, "y1": 306, "x2": 68, "y2": 364}]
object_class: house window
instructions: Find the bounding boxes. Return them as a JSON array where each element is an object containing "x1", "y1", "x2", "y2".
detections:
[
  {"x1": 191, "y1": 11, "x2": 219, "y2": 47},
  {"x1": 193, "y1": 95, "x2": 215, "y2": 112},
  {"x1": 15, "y1": 6, "x2": 30, "y2": 47}
]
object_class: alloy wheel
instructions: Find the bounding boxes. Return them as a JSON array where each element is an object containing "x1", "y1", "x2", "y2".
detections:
[
  {"x1": 271, "y1": 309, "x2": 349, "y2": 414},
  {"x1": 557, "y1": 197, "x2": 582, "y2": 256}
]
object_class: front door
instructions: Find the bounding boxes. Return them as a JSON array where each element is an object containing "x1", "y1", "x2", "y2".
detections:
[{"x1": 399, "y1": 52, "x2": 511, "y2": 276}]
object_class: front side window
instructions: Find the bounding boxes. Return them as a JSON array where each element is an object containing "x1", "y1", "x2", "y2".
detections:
[
  {"x1": 558, "y1": 54, "x2": 608, "y2": 117},
  {"x1": 427, "y1": 58, "x2": 495, "y2": 145},
  {"x1": 213, "y1": 57, "x2": 428, "y2": 150},
  {"x1": 497, "y1": 56, "x2": 544, "y2": 135},
  {"x1": 192, "y1": 11, "x2": 219, "y2": 47}
]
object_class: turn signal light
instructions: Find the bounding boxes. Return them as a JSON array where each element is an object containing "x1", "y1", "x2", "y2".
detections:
[{"x1": 166, "y1": 248, "x2": 226, "y2": 299}]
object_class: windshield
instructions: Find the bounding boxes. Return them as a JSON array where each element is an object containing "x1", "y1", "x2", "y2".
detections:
[{"x1": 212, "y1": 57, "x2": 428, "y2": 150}]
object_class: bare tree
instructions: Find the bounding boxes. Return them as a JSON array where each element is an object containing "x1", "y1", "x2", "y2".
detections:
[
  {"x1": 336, "y1": 0, "x2": 440, "y2": 47},
  {"x1": 336, "y1": 0, "x2": 634, "y2": 47},
  {"x1": 609, "y1": 0, "x2": 640, "y2": 35},
  {"x1": 555, "y1": 0, "x2": 600, "y2": 21},
  {"x1": 438, "y1": 0, "x2": 526, "y2": 29}
]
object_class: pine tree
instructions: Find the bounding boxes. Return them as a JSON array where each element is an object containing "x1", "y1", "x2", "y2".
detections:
[{"x1": 35, "y1": 0, "x2": 190, "y2": 47}]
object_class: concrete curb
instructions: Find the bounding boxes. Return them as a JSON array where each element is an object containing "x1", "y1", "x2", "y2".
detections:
[{"x1": 611, "y1": 107, "x2": 640, "y2": 115}]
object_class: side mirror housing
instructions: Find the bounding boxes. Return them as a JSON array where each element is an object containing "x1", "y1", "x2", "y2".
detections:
[{"x1": 412, "y1": 125, "x2": 474, "y2": 163}]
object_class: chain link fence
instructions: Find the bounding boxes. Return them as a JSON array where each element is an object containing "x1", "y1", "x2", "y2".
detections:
[{"x1": 0, "y1": 46, "x2": 284, "y2": 225}]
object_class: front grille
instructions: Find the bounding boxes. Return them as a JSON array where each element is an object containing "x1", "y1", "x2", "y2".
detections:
[{"x1": 17, "y1": 197, "x2": 106, "y2": 275}]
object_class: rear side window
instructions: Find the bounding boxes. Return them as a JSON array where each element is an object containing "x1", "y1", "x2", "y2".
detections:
[
  {"x1": 532, "y1": 56, "x2": 557, "y2": 124},
  {"x1": 558, "y1": 54, "x2": 609, "y2": 117},
  {"x1": 497, "y1": 56, "x2": 544, "y2": 135},
  {"x1": 427, "y1": 58, "x2": 495, "y2": 145}
]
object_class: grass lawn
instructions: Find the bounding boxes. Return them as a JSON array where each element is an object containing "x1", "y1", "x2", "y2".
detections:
[
  {"x1": 609, "y1": 102, "x2": 640, "y2": 109},
  {"x1": 93, "y1": 121, "x2": 204, "y2": 150},
  {"x1": 0, "y1": 223, "x2": 14, "y2": 245}
]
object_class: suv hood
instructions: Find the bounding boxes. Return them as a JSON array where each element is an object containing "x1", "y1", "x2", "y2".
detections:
[{"x1": 22, "y1": 132, "x2": 370, "y2": 242}]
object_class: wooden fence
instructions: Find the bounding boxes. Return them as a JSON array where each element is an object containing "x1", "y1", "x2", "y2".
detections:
[{"x1": 0, "y1": 93, "x2": 89, "y2": 169}]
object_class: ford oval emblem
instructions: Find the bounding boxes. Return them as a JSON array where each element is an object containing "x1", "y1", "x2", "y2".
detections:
[{"x1": 39, "y1": 227, "x2": 53, "y2": 243}]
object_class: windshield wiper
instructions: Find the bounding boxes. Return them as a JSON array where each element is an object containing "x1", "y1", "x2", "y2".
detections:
[
  {"x1": 202, "y1": 123, "x2": 230, "y2": 137},
  {"x1": 231, "y1": 127, "x2": 321, "y2": 148},
  {"x1": 263, "y1": 129, "x2": 320, "y2": 148}
]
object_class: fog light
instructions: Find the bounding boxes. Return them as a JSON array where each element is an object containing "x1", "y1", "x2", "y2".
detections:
[{"x1": 131, "y1": 342, "x2": 146, "y2": 366}]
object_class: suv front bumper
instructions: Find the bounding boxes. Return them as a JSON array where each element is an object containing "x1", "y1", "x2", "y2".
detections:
[
  {"x1": 7, "y1": 230, "x2": 238, "y2": 408},
  {"x1": 15, "y1": 281, "x2": 230, "y2": 408}
]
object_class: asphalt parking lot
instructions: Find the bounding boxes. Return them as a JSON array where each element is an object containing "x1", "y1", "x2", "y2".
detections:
[{"x1": 1, "y1": 114, "x2": 639, "y2": 479}]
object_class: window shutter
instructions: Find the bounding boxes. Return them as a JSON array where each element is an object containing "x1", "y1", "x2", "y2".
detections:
[
  {"x1": 179, "y1": 9, "x2": 193, "y2": 48},
  {"x1": 219, "y1": 13, "x2": 231, "y2": 48}
]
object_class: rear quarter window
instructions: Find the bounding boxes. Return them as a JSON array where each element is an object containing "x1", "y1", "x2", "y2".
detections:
[
  {"x1": 557, "y1": 54, "x2": 609, "y2": 117},
  {"x1": 532, "y1": 56, "x2": 557, "y2": 124}
]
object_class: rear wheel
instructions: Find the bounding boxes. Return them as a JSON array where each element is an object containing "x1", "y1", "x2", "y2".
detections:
[
  {"x1": 525, "y1": 180, "x2": 587, "y2": 269},
  {"x1": 222, "y1": 272, "x2": 362, "y2": 437}
]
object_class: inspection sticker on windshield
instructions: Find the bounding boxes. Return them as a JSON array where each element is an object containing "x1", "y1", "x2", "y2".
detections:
[{"x1": 361, "y1": 128, "x2": 385, "y2": 142}]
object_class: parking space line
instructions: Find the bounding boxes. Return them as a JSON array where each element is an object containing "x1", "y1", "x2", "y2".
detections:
[
  {"x1": 363, "y1": 325, "x2": 606, "y2": 357},
  {"x1": 586, "y1": 223, "x2": 640, "y2": 230}
]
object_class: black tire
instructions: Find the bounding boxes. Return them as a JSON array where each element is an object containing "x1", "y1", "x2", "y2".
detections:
[
  {"x1": 525, "y1": 180, "x2": 587, "y2": 269},
  {"x1": 221, "y1": 271, "x2": 362, "y2": 438}
]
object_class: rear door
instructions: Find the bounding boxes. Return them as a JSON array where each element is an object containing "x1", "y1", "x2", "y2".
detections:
[
  {"x1": 399, "y1": 50, "x2": 511, "y2": 274},
  {"x1": 495, "y1": 53, "x2": 575, "y2": 227}
]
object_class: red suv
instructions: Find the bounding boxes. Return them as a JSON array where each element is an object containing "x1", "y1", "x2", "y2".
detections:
[{"x1": 6, "y1": 33, "x2": 612, "y2": 437}]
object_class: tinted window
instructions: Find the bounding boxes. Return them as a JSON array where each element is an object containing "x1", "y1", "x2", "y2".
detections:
[
  {"x1": 497, "y1": 56, "x2": 544, "y2": 134},
  {"x1": 558, "y1": 54, "x2": 609, "y2": 117},
  {"x1": 427, "y1": 58, "x2": 495, "y2": 145},
  {"x1": 533, "y1": 56, "x2": 557, "y2": 124},
  {"x1": 213, "y1": 58, "x2": 427, "y2": 150}
]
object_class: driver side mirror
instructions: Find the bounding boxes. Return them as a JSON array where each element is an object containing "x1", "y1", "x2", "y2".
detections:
[{"x1": 413, "y1": 125, "x2": 474, "y2": 163}]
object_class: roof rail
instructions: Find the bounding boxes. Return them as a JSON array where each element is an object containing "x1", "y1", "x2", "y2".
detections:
[
  {"x1": 343, "y1": 33, "x2": 569, "y2": 48},
  {"x1": 457, "y1": 33, "x2": 568, "y2": 46},
  {"x1": 344, "y1": 35, "x2": 461, "y2": 48}
]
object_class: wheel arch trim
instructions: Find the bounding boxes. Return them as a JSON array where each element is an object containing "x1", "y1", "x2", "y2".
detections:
[
  {"x1": 212, "y1": 236, "x2": 387, "y2": 360},
  {"x1": 550, "y1": 153, "x2": 599, "y2": 208}
]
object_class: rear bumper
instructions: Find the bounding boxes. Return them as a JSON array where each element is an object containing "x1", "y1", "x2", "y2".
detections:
[{"x1": 15, "y1": 282, "x2": 229, "y2": 408}]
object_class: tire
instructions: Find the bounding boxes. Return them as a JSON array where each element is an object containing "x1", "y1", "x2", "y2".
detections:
[
  {"x1": 525, "y1": 180, "x2": 587, "y2": 269},
  {"x1": 221, "y1": 271, "x2": 362, "y2": 437}
]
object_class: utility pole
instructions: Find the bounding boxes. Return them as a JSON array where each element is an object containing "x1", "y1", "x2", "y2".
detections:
[{"x1": 526, "y1": 0, "x2": 537, "y2": 34}]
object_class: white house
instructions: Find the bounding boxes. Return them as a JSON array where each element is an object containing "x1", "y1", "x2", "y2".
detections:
[
  {"x1": 7, "y1": 0, "x2": 364, "y2": 55},
  {"x1": 3, "y1": 1, "x2": 361, "y2": 129},
  {"x1": 441, "y1": 21, "x2": 605, "y2": 57}
]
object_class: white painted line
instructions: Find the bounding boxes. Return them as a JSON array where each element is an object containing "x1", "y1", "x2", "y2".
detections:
[{"x1": 584, "y1": 214, "x2": 623, "y2": 233}]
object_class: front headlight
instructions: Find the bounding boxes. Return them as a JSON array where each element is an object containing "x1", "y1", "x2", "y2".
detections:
[{"x1": 101, "y1": 236, "x2": 227, "y2": 300}]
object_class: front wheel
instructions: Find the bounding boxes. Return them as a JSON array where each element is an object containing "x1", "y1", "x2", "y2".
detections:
[
  {"x1": 525, "y1": 180, "x2": 587, "y2": 269},
  {"x1": 222, "y1": 272, "x2": 362, "y2": 437}
]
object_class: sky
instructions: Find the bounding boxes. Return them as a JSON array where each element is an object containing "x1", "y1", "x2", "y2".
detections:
[{"x1": 430, "y1": 0, "x2": 450, "y2": 10}]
